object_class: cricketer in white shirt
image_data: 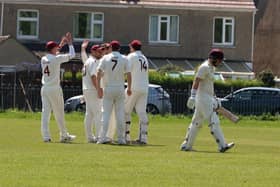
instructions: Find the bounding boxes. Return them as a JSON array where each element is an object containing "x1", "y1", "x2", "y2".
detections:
[
  {"x1": 41, "y1": 34, "x2": 76, "y2": 143},
  {"x1": 81, "y1": 41, "x2": 103, "y2": 143},
  {"x1": 96, "y1": 41, "x2": 132, "y2": 144},
  {"x1": 124, "y1": 40, "x2": 149, "y2": 144},
  {"x1": 181, "y1": 49, "x2": 234, "y2": 152}
]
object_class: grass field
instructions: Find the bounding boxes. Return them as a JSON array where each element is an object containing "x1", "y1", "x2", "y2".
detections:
[{"x1": 0, "y1": 111, "x2": 280, "y2": 187}]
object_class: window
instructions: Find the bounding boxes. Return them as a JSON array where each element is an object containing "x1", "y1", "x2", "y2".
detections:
[
  {"x1": 149, "y1": 15, "x2": 179, "y2": 43},
  {"x1": 73, "y1": 12, "x2": 104, "y2": 41},
  {"x1": 213, "y1": 17, "x2": 234, "y2": 46},
  {"x1": 17, "y1": 10, "x2": 39, "y2": 39},
  {"x1": 235, "y1": 90, "x2": 252, "y2": 101}
]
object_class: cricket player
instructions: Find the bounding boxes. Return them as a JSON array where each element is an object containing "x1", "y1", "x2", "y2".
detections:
[
  {"x1": 125, "y1": 40, "x2": 149, "y2": 144},
  {"x1": 96, "y1": 40, "x2": 132, "y2": 144},
  {"x1": 180, "y1": 49, "x2": 235, "y2": 152},
  {"x1": 81, "y1": 40, "x2": 103, "y2": 143},
  {"x1": 41, "y1": 32, "x2": 76, "y2": 143},
  {"x1": 101, "y1": 43, "x2": 112, "y2": 56}
]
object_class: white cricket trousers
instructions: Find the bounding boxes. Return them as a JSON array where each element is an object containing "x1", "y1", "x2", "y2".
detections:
[
  {"x1": 125, "y1": 90, "x2": 149, "y2": 142},
  {"x1": 100, "y1": 86, "x2": 125, "y2": 142},
  {"x1": 83, "y1": 89, "x2": 102, "y2": 141},
  {"x1": 41, "y1": 86, "x2": 68, "y2": 140},
  {"x1": 183, "y1": 95, "x2": 226, "y2": 150}
]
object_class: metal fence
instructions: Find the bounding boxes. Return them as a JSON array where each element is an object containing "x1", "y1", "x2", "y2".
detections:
[
  {"x1": 0, "y1": 84, "x2": 231, "y2": 114},
  {"x1": 0, "y1": 84, "x2": 82, "y2": 112},
  {"x1": 1, "y1": 84, "x2": 279, "y2": 116},
  {"x1": 166, "y1": 88, "x2": 232, "y2": 114}
]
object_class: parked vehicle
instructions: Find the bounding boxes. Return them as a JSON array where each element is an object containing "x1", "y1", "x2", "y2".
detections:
[
  {"x1": 221, "y1": 87, "x2": 280, "y2": 115},
  {"x1": 64, "y1": 84, "x2": 172, "y2": 115}
]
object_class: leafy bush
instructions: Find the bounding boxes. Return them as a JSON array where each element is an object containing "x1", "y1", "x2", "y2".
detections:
[
  {"x1": 149, "y1": 71, "x2": 264, "y2": 90},
  {"x1": 149, "y1": 71, "x2": 193, "y2": 90},
  {"x1": 63, "y1": 71, "x2": 72, "y2": 81},
  {"x1": 157, "y1": 64, "x2": 184, "y2": 75},
  {"x1": 257, "y1": 69, "x2": 275, "y2": 87},
  {"x1": 63, "y1": 71, "x2": 82, "y2": 81},
  {"x1": 76, "y1": 72, "x2": 83, "y2": 81}
]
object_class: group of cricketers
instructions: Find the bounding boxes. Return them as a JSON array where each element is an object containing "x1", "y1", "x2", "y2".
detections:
[
  {"x1": 40, "y1": 32, "x2": 149, "y2": 146},
  {"x1": 40, "y1": 32, "x2": 234, "y2": 153}
]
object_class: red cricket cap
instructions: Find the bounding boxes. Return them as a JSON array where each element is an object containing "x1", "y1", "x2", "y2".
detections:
[
  {"x1": 209, "y1": 48, "x2": 224, "y2": 60},
  {"x1": 46, "y1": 41, "x2": 59, "y2": 50},
  {"x1": 130, "y1": 40, "x2": 142, "y2": 48},
  {"x1": 91, "y1": 45, "x2": 100, "y2": 51},
  {"x1": 101, "y1": 43, "x2": 110, "y2": 48},
  {"x1": 110, "y1": 40, "x2": 120, "y2": 49}
]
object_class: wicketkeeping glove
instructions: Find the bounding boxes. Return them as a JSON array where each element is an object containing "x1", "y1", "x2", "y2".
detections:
[{"x1": 186, "y1": 89, "x2": 197, "y2": 109}]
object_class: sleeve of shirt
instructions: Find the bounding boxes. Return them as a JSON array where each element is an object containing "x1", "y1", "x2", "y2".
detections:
[
  {"x1": 55, "y1": 54, "x2": 71, "y2": 64},
  {"x1": 55, "y1": 45, "x2": 75, "y2": 64},
  {"x1": 81, "y1": 50, "x2": 88, "y2": 64},
  {"x1": 89, "y1": 60, "x2": 97, "y2": 77},
  {"x1": 97, "y1": 58, "x2": 105, "y2": 72},
  {"x1": 195, "y1": 65, "x2": 208, "y2": 79},
  {"x1": 124, "y1": 57, "x2": 131, "y2": 73},
  {"x1": 68, "y1": 45, "x2": 76, "y2": 59}
]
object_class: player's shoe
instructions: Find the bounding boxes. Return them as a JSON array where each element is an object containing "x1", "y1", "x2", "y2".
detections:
[
  {"x1": 117, "y1": 139, "x2": 127, "y2": 145},
  {"x1": 88, "y1": 137, "x2": 97, "y2": 143},
  {"x1": 43, "y1": 138, "x2": 51, "y2": 143},
  {"x1": 134, "y1": 139, "x2": 147, "y2": 145},
  {"x1": 96, "y1": 137, "x2": 112, "y2": 144},
  {"x1": 219, "y1": 142, "x2": 235, "y2": 153},
  {"x1": 60, "y1": 133, "x2": 76, "y2": 143},
  {"x1": 125, "y1": 134, "x2": 131, "y2": 143},
  {"x1": 180, "y1": 141, "x2": 194, "y2": 151}
]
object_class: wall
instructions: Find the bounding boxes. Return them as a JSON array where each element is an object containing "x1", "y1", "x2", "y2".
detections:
[{"x1": 3, "y1": 3, "x2": 254, "y2": 61}]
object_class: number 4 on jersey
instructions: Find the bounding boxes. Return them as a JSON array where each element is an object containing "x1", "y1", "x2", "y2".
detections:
[{"x1": 44, "y1": 66, "x2": 50, "y2": 76}]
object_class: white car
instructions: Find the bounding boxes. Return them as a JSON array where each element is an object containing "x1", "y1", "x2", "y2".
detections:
[{"x1": 64, "y1": 84, "x2": 172, "y2": 115}]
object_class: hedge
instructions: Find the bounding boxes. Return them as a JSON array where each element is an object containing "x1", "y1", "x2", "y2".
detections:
[
  {"x1": 62, "y1": 70, "x2": 265, "y2": 90},
  {"x1": 149, "y1": 71, "x2": 264, "y2": 90}
]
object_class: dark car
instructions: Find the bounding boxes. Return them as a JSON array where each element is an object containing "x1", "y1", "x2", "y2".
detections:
[
  {"x1": 64, "y1": 84, "x2": 172, "y2": 115},
  {"x1": 221, "y1": 87, "x2": 280, "y2": 115}
]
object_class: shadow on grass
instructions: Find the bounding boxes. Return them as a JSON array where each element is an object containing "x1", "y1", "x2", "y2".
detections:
[{"x1": 180, "y1": 149, "x2": 235, "y2": 154}]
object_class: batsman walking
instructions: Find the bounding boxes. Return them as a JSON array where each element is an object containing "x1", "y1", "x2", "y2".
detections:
[
  {"x1": 40, "y1": 32, "x2": 76, "y2": 143},
  {"x1": 180, "y1": 49, "x2": 234, "y2": 152}
]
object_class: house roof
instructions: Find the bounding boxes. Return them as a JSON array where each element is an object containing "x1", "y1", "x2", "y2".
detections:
[
  {"x1": 3, "y1": 0, "x2": 256, "y2": 12},
  {"x1": 0, "y1": 36, "x2": 40, "y2": 68}
]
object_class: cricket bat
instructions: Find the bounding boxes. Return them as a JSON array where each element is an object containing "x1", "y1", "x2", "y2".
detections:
[{"x1": 216, "y1": 106, "x2": 239, "y2": 123}]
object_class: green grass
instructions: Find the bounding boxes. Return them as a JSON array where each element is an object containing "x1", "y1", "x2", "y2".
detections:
[{"x1": 0, "y1": 111, "x2": 280, "y2": 187}]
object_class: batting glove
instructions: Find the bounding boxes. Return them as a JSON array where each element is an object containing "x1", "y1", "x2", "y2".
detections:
[
  {"x1": 186, "y1": 89, "x2": 197, "y2": 109},
  {"x1": 213, "y1": 97, "x2": 222, "y2": 110}
]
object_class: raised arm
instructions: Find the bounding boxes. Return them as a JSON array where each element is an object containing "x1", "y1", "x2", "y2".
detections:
[
  {"x1": 81, "y1": 40, "x2": 89, "y2": 64},
  {"x1": 65, "y1": 32, "x2": 75, "y2": 59}
]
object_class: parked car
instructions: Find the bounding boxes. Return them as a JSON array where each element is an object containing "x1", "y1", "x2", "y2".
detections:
[
  {"x1": 221, "y1": 87, "x2": 280, "y2": 115},
  {"x1": 64, "y1": 84, "x2": 172, "y2": 115}
]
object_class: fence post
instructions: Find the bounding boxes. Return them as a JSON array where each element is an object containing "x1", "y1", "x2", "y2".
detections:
[
  {"x1": 13, "y1": 72, "x2": 16, "y2": 109},
  {"x1": 0, "y1": 73, "x2": 4, "y2": 110}
]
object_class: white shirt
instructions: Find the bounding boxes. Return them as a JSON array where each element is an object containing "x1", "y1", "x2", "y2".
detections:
[
  {"x1": 41, "y1": 45, "x2": 75, "y2": 87},
  {"x1": 82, "y1": 57, "x2": 99, "y2": 90},
  {"x1": 195, "y1": 60, "x2": 215, "y2": 97},
  {"x1": 127, "y1": 51, "x2": 149, "y2": 93},
  {"x1": 97, "y1": 51, "x2": 130, "y2": 87}
]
